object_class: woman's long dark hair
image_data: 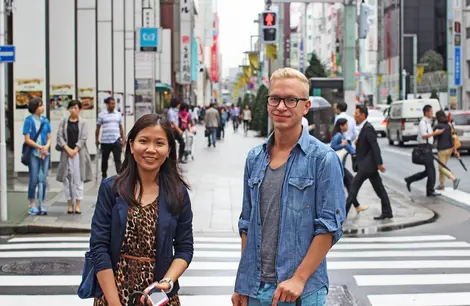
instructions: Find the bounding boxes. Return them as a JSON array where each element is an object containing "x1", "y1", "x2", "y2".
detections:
[
  {"x1": 113, "y1": 114, "x2": 189, "y2": 216},
  {"x1": 332, "y1": 118, "x2": 348, "y2": 136},
  {"x1": 436, "y1": 110, "x2": 447, "y2": 124}
]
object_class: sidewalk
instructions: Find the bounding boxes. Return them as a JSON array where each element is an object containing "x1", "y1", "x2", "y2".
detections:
[{"x1": 0, "y1": 126, "x2": 436, "y2": 235}]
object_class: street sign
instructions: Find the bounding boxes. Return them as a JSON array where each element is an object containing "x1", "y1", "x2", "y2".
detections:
[
  {"x1": 455, "y1": 46, "x2": 461, "y2": 86},
  {"x1": 0, "y1": 45, "x2": 15, "y2": 62},
  {"x1": 139, "y1": 28, "x2": 158, "y2": 52}
]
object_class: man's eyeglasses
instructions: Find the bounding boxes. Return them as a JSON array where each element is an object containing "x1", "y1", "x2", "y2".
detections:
[{"x1": 266, "y1": 96, "x2": 308, "y2": 108}]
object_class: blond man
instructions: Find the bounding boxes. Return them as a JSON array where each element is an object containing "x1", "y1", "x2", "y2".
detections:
[{"x1": 232, "y1": 68, "x2": 345, "y2": 306}]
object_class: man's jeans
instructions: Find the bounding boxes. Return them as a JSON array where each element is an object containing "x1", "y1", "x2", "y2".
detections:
[
  {"x1": 248, "y1": 283, "x2": 327, "y2": 306},
  {"x1": 207, "y1": 127, "x2": 217, "y2": 146},
  {"x1": 28, "y1": 154, "x2": 50, "y2": 202}
]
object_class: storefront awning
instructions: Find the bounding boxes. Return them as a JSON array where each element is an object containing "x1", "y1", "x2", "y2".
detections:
[{"x1": 155, "y1": 82, "x2": 172, "y2": 92}]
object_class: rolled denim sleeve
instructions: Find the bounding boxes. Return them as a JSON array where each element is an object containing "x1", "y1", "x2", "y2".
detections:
[
  {"x1": 314, "y1": 150, "x2": 346, "y2": 245},
  {"x1": 238, "y1": 157, "x2": 252, "y2": 236},
  {"x1": 173, "y1": 187, "x2": 194, "y2": 265},
  {"x1": 89, "y1": 179, "x2": 114, "y2": 273}
]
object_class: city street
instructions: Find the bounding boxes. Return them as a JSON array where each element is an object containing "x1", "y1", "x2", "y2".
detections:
[{"x1": 1, "y1": 128, "x2": 470, "y2": 305}]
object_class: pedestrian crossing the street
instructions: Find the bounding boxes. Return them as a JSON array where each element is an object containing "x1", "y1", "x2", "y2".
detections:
[
  {"x1": 1, "y1": 234, "x2": 470, "y2": 305},
  {"x1": 329, "y1": 234, "x2": 470, "y2": 306}
]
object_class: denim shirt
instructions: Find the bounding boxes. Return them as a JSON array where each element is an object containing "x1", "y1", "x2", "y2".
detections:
[{"x1": 235, "y1": 127, "x2": 346, "y2": 298}]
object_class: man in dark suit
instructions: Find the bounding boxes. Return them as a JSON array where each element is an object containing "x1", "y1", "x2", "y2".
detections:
[{"x1": 346, "y1": 105, "x2": 393, "y2": 220}]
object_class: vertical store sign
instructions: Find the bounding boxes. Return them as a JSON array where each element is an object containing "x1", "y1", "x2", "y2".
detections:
[
  {"x1": 454, "y1": 21, "x2": 461, "y2": 86},
  {"x1": 211, "y1": 14, "x2": 219, "y2": 83},
  {"x1": 180, "y1": 0, "x2": 192, "y2": 84}
]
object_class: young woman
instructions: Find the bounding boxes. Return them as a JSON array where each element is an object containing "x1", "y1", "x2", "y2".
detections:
[
  {"x1": 434, "y1": 110, "x2": 460, "y2": 190},
  {"x1": 56, "y1": 100, "x2": 93, "y2": 214},
  {"x1": 23, "y1": 98, "x2": 51, "y2": 215},
  {"x1": 90, "y1": 113, "x2": 194, "y2": 306},
  {"x1": 331, "y1": 118, "x2": 368, "y2": 214}
]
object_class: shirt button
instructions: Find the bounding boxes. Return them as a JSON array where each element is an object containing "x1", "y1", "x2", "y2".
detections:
[{"x1": 336, "y1": 209, "x2": 340, "y2": 214}]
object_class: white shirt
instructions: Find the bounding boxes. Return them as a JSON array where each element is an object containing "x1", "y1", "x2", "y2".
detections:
[
  {"x1": 418, "y1": 117, "x2": 433, "y2": 144},
  {"x1": 335, "y1": 112, "x2": 357, "y2": 141},
  {"x1": 302, "y1": 117, "x2": 309, "y2": 128}
]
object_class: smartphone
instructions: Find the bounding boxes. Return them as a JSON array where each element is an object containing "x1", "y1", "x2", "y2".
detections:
[{"x1": 147, "y1": 289, "x2": 169, "y2": 306}]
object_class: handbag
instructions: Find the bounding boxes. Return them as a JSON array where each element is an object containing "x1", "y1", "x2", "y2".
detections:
[
  {"x1": 77, "y1": 251, "x2": 99, "y2": 299},
  {"x1": 335, "y1": 148, "x2": 348, "y2": 162},
  {"x1": 21, "y1": 121, "x2": 45, "y2": 166},
  {"x1": 412, "y1": 121, "x2": 432, "y2": 165},
  {"x1": 204, "y1": 128, "x2": 210, "y2": 137},
  {"x1": 450, "y1": 124, "x2": 461, "y2": 149}
]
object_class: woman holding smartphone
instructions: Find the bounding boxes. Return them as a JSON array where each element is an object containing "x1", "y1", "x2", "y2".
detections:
[{"x1": 90, "y1": 114, "x2": 194, "y2": 306}]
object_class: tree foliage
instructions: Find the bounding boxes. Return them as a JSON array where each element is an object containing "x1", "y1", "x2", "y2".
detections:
[
  {"x1": 251, "y1": 85, "x2": 269, "y2": 136},
  {"x1": 419, "y1": 50, "x2": 444, "y2": 73},
  {"x1": 387, "y1": 95, "x2": 393, "y2": 105},
  {"x1": 430, "y1": 88, "x2": 439, "y2": 100},
  {"x1": 237, "y1": 97, "x2": 242, "y2": 106},
  {"x1": 304, "y1": 52, "x2": 327, "y2": 79}
]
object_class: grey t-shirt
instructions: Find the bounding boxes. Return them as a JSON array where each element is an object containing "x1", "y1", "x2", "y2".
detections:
[{"x1": 259, "y1": 162, "x2": 286, "y2": 283}]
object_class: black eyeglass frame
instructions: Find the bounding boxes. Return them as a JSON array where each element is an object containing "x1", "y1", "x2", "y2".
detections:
[{"x1": 266, "y1": 95, "x2": 309, "y2": 108}]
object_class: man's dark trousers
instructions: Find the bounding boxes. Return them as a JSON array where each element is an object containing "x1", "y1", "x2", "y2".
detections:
[
  {"x1": 346, "y1": 170, "x2": 392, "y2": 216},
  {"x1": 173, "y1": 130, "x2": 185, "y2": 160},
  {"x1": 101, "y1": 140, "x2": 122, "y2": 178},
  {"x1": 406, "y1": 144, "x2": 436, "y2": 195}
]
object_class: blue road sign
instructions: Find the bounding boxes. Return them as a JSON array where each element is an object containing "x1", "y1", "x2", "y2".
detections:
[
  {"x1": 455, "y1": 47, "x2": 461, "y2": 86},
  {"x1": 0, "y1": 45, "x2": 15, "y2": 63},
  {"x1": 139, "y1": 28, "x2": 158, "y2": 52}
]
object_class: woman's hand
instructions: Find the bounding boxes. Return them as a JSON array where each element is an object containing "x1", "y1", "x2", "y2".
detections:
[{"x1": 140, "y1": 282, "x2": 172, "y2": 305}]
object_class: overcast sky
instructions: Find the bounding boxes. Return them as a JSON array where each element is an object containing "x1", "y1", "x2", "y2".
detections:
[{"x1": 217, "y1": 0, "x2": 266, "y2": 77}]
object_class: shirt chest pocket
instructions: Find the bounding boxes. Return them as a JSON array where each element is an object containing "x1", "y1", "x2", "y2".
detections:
[{"x1": 287, "y1": 177, "x2": 314, "y2": 213}]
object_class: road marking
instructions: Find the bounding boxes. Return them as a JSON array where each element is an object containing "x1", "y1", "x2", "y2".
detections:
[
  {"x1": 0, "y1": 242, "x2": 241, "y2": 250},
  {"x1": 0, "y1": 295, "x2": 232, "y2": 306},
  {"x1": 368, "y1": 292, "x2": 470, "y2": 306},
  {"x1": 328, "y1": 260, "x2": 470, "y2": 270},
  {"x1": 7, "y1": 236, "x2": 241, "y2": 244},
  {"x1": 332, "y1": 241, "x2": 470, "y2": 250},
  {"x1": 328, "y1": 250, "x2": 470, "y2": 258},
  {"x1": 339, "y1": 235, "x2": 456, "y2": 243},
  {"x1": 439, "y1": 188, "x2": 470, "y2": 207},
  {"x1": 355, "y1": 273, "x2": 470, "y2": 286},
  {"x1": 0, "y1": 275, "x2": 236, "y2": 287}
]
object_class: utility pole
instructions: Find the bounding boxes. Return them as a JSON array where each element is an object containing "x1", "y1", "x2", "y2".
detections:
[{"x1": 0, "y1": 0, "x2": 8, "y2": 221}]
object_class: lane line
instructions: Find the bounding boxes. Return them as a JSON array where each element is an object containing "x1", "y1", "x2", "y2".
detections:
[
  {"x1": 355, "y1": 273, "x2": 470, "y2": 286},
  {"x1": 339, "y1": 235, "x2": 456, "y2": 243},
  {"x1": 328, "y1": 260, "x2": 470, "y2": 270},
  {"x1": 332, "y1": 242, "x2": 470, "y2": 250}
]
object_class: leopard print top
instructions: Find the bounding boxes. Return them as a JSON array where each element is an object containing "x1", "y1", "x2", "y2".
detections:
[{"x1": 94, "y1": 198, "x2": 181, "y2": 306}]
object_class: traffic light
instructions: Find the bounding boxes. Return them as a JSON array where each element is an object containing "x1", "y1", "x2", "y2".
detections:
[{"x1": 261, "y1": 11, "x2": 277, "y2": 43}]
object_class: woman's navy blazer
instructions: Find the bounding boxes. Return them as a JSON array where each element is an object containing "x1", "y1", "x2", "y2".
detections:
[{"x1": 89, "y1": 176, "x2": 194, "y2": 297}]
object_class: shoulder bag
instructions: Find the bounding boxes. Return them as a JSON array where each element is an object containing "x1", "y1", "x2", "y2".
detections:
[
  {"x1": 55, "y1": 119, "x2": 66, "y2": 151},
  {"x1": 21, "y1": 121, "x2": 45, "y2": 166},
  {"x1": 411, "y1": 120, "x2": 432, "y2": 165}
]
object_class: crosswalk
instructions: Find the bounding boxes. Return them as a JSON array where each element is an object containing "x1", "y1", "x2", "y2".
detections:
[
  {"x1": 1, "y1": 234, "x2": 469, "y2": 305},
  {"x1": 330, "y1": 234, "x2": 470, "y2": 306}
]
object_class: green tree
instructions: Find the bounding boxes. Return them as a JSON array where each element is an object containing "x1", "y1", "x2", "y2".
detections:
[
  {"x1": 430, "y1": 88, "x2": 439, "y2": 100},
  {"x1": 237, "y1": 97, "x2": 242, "y2": 106},
  {"x1": 419, "y1": 50, "x2": 444, "y2": 73},
  {"x1": 387, "y1": 95, "x2": 393, "y2": 105},
  {"x1": 304, "y1": 52, "x2": 327, "y2": 79},
  {"x1": 251, "y1": 85, "x2": 269, "y2": 136}
]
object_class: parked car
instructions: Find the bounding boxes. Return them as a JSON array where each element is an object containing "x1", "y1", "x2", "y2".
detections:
[
  {"x1": 367, "y1": 109, "x2": 387, "y2": 137},
  {"x1": 450, "y1": 110, "x2": 470, "y2": 152}
]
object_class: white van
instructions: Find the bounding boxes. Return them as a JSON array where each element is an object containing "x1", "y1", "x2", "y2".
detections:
[{"x1": 386, "y1": 98, "x2": 442, "y2": 146}]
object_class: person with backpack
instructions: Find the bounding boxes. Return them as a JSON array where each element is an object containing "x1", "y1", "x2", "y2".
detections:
[{"x1": 22, "y1": 98, "x2": 52, "y2": 215}]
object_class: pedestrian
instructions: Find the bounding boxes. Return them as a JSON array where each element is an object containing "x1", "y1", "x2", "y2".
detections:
[
  {"x1": 167, "y1": 98, "x2": 186, "y2": 163},
  {"x1": 242, "y1": 105, "x2": 252, "y2": 136},
  {"x1": 56, "y1": 100, "x2": 93, "y2": 214},
  {"x1": 95, "y1": 97, "x2": 126, "y2": 180},
  {"x1": 204, "y1": 103, "x2": 220, "y2": 148},
  {"x1": 232, "y1": 68, "x2": 345, "y2": 306},
  {"x1": 89, "y1": 114, "x2": 194, "y2": 306},
  {"x1": 404, "y1": 105, "x2": 444, "y2": 197},
  {"x1": 433, "y1": 110, "x2": 460, "y2": 190},
  {"x1": 334, "y1": 102, "x2": 357, "y2": 142},
  {"x1": 230, "y1": 105, "x2": 239, "y2": 132},
  {"x1": 22, "y1": 98, "x2": 52, "y2": 215},
  {"x1": 331, "y1": 118, "x2": 368, "y2": 214},
  {"x1": 345, "y1": 105, "x2": 393, "y2": 220}
]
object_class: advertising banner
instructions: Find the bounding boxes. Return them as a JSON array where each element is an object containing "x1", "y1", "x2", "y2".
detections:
[
  {"x1": 14, "y1": 79, "x2": 44, "y2": 121},
  {"x1": 50, "y1": 84, "x2": 73, "y2": 120},
  {"x1": 78, "y1": 87, "x2": 96, "y2": 119},
  {"x1": 135, "y1": 79, "x2": 153, "y2": 120}
]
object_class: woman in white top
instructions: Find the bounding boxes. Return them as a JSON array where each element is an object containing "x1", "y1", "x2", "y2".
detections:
[{"x1": 242, "y1": 105, "x2": 252, "y2": 136}]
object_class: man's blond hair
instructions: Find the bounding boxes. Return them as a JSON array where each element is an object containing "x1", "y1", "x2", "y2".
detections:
[{"x1": 270, "y1": 67, "x2": 309, "y2": 96}]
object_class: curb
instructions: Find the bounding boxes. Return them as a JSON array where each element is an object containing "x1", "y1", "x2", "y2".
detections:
[{"x1": 342, "y1": 175, "x2": 438, "y2": 236}]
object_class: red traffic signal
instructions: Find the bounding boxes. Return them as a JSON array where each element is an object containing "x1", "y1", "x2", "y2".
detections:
[{"x1": 262, "y1": 12, "x2": 276, "y2": 27}]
